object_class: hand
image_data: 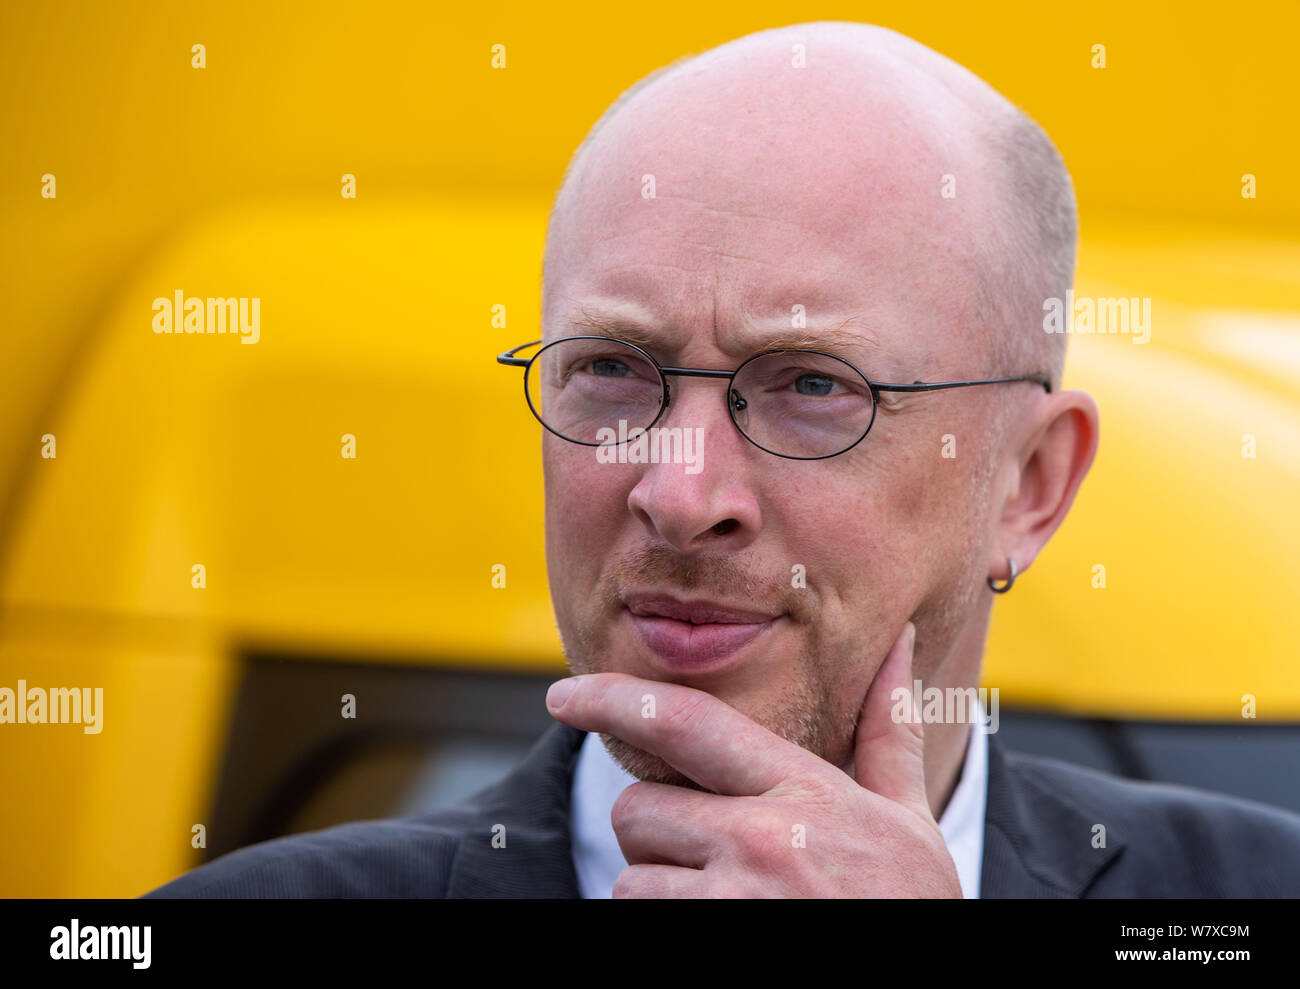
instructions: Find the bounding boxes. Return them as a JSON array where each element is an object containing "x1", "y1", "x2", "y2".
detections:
[{"x1": 544, "y1": 621, "x2": 963, "y2": 898}]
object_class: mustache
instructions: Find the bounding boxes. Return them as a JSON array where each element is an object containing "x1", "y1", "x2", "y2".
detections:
[{"x1": 602, "y1": 545, "x2": 815, "y2": 622}]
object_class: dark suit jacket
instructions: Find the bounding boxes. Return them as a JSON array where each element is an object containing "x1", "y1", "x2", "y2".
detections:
[{"x1": 145, "y1": 723, "x2": 1300, "y2": 897}]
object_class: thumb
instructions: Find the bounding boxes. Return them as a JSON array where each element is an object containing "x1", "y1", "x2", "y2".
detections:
[{"x1": 853, "y1": 621, "x2": 930, "y2": 814}]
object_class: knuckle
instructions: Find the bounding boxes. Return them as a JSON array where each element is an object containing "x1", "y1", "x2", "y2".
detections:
[{"x1": 732, "y1": 808, "x2": 788, "y2": 867}]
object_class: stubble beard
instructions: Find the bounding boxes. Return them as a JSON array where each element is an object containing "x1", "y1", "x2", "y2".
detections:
[{"x1": 561, "y1": 548, "x2": 859, "y2": 793}]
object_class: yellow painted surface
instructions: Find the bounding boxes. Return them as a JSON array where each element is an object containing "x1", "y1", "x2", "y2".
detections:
[
  {"x1": 1, "y1": 2, "x2": 1297, "y2": 896},
  {"x1": 986, "y1": 219, "x2": 1300, "y2": 717}
]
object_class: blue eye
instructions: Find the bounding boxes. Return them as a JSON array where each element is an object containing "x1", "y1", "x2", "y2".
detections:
[
  {"x1": 794, "y1": 374, "x2": 836, "y2": 396},
  {"x1": 590, "y1": 358, "x2": 632, "y2": 377}
]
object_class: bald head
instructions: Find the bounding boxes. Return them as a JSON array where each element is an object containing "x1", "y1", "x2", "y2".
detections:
[{"x1": 543, "y1": 21, "x2": 1075, "y2": 389}]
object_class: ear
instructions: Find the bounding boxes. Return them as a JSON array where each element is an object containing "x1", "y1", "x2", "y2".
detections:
[{"x1": 992, "y1": 389, "x2": 1099, "y2": 578}]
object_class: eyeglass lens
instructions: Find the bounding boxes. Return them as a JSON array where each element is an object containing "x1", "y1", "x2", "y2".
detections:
[{"x1": 526, "y1": 338, "x2": 876, "y2": 458}]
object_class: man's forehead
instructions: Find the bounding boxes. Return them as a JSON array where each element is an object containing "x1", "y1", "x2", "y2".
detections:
[
  {"x1": 557, "y1": 298, "x2": 887, "y2": 361},
  {"x1": 558, "y1": 104, "x2": 975, "y2": 269},
  {"x1": 546, "y1": 85, "x2": 996, "y2": 332}
]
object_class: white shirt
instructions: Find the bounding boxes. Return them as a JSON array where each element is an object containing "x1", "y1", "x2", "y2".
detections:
[{"x1": 571, "y1": 718, "x2": 988, "y2": 898}]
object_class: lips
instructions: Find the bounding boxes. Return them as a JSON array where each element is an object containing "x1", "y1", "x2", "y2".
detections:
[{"x1": 622, "y1": 594, "x2": 783, "y2": 671}]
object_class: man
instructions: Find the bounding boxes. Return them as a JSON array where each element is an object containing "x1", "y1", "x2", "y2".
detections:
[{"x1": 147, "y1": 21, "x2": 1300, "y2": 898}]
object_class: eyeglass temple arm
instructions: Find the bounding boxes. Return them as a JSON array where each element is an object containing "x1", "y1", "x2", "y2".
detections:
[
  {"x1": 497, "y1": 340, "x2": 542, "y2": 367},
  {"x1": 874, "y1": 373, "x2": 1053, "y2": 394}
]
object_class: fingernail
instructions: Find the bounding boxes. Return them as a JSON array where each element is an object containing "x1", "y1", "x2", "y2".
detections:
[
  {"x1": 547, "y1": 677, "x2": 578, "y2": 711},
  {"x1": 906, "y1": 622, "x2": 917, "y2": 651}
]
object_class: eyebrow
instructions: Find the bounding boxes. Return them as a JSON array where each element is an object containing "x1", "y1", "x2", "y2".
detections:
[{"x1": 566, "y1": 307, "x2": 882, "y2": 362}]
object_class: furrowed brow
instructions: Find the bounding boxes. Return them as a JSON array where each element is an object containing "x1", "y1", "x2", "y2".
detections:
[
  {"x1": 567, "y1": 310, "x2": 667, "y2": 351},
  {"x1": 566, "y1": 307, "x2": 882, "y2": 362},
  {"x1": 751, "y1": 326, "x2": 881, "y2": 355}
]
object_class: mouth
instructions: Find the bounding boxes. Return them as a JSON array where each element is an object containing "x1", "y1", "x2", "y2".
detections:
[{"x1": 622, "y1": 594, "x2": 784, "y2": 672}]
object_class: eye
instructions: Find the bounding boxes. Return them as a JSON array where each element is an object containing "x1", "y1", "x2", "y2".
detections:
[
  {"x1": 589, "y1": 357, "x2": 633, "y2": 377},
  {"x1": 793, "y1": 373, "x2": 837, "y2": 397},
  {"x1": 741, "y1": 356, "x2": 869, "y2": 402}
]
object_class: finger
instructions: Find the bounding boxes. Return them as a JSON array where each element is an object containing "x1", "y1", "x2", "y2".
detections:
[
  {"x1": 612, "y1": 863, "x2": 709, "y2": 899},
  {"x1": 853, "y1": 621, "x2": 930, "y2": 813},
  {"x1": 546, "y1": 672, "x2": 818, "y2": 795},
  {"x1": 611, "y1": 781, "x2": 737, "y2": 868}
]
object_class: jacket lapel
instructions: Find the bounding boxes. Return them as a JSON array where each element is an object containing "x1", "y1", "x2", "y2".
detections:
[
  {"x1": 445, "y1": 722, "x2": 586, "y2": 897},
  {"x1": 980, "y1": 732, "x2": 1125, "y2": 897}
]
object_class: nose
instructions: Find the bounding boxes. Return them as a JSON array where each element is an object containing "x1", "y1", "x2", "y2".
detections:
[{"x1": 626, "y1": 376, "x2": 762, "y2": 554}]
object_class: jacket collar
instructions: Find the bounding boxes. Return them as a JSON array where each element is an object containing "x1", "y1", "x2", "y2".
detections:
[
  {"x1": 445, "y1": 722, "x2": 586, "y2": 897},
  {"x1": 980, "y1": 732, "x2": 1125, "y2": 897}
]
